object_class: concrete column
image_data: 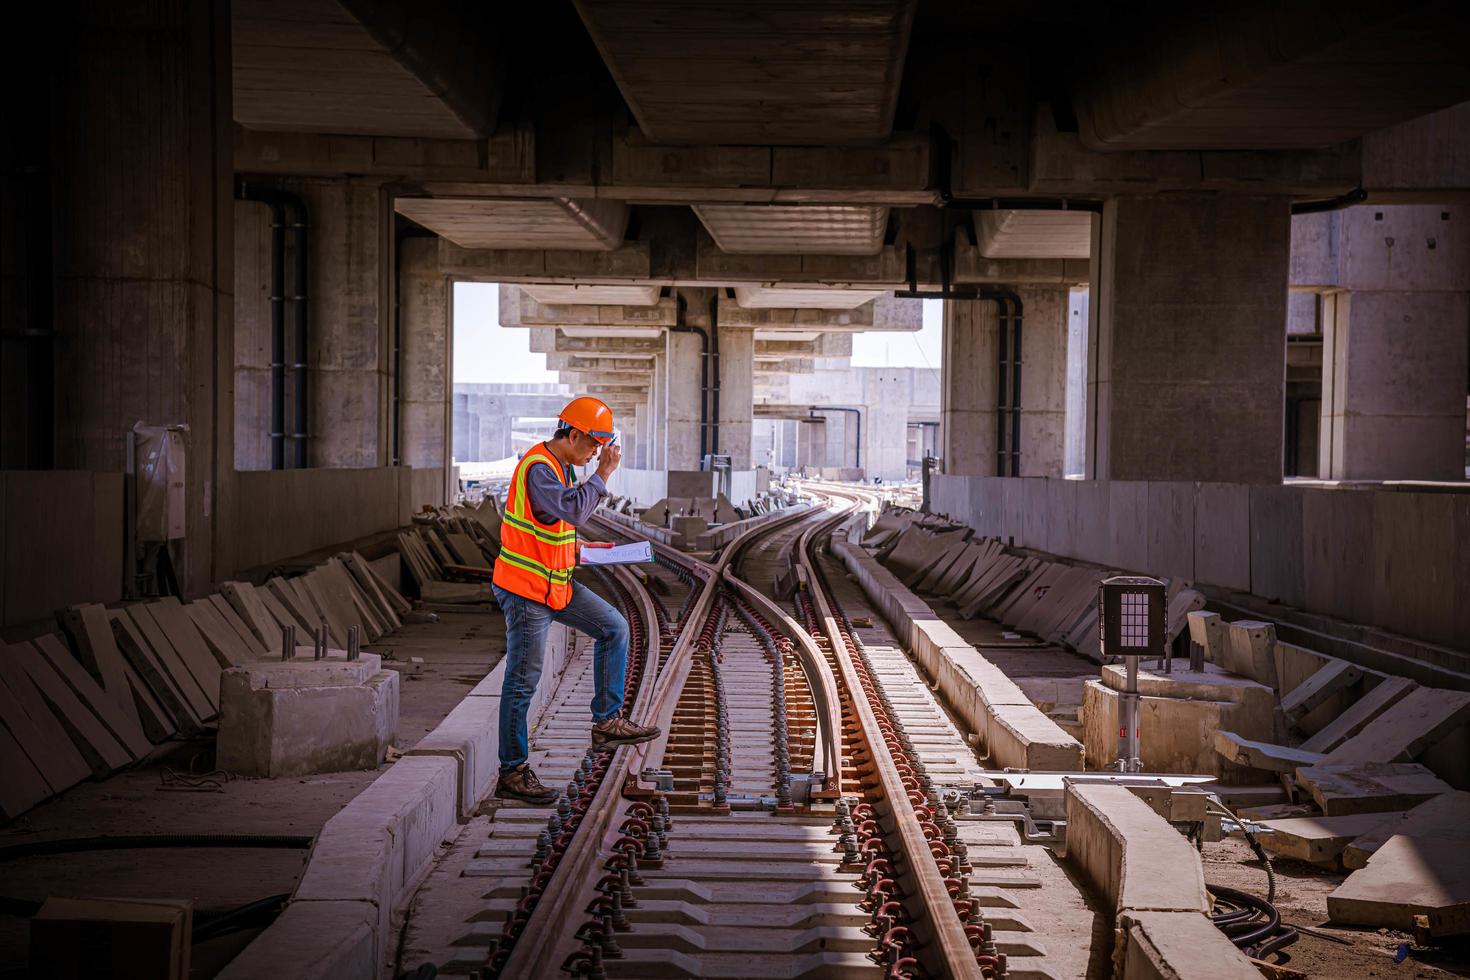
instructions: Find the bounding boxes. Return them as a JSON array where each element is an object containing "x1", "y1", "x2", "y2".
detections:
[
  {"x1": 1016, "y1": 286, "x2": 1069, "y2": 478},
  {"x1": 940, "y1": 298, "x2": 999, "y2": 475},
  {"x1": 1064, "y1": 288, "x2": 1090, "y2": 477},
  {"x1": 798, "y1": 419, "x2": 828, "y2": 471},
  {"x1": 665, "y1": 329, "x2": 704, "y2": 469},
  {"x1": 648, "y1": 352, "x2": 667, "y2": 470},
  {"x1": 715, "y1": 325, "x2": 754, "y2": 468},
  {"x1": 862, "y1": 370, "x2": 910, "y2": 481},
  {"x1": 1092, "y1": 194, "x2": 1291, "y2": 483},
  {"x1": 399, "y1": 239, "x2": 451, "y2": 483},
  {"x1": 50, "y1": 0, "x2": 233, "y2": 592},
  {"x1": 1311, "y1": 205, "x2": 1470, "y2": 481}
]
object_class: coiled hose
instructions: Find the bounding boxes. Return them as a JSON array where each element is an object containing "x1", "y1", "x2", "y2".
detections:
[{"x1": 1204, "y1": 801, "x2": 1298, "y2": 962}]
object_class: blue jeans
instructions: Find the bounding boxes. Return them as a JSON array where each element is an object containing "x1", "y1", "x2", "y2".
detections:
[{"x1": 493, "y1": 581, "x2": 629, "y2": 773}]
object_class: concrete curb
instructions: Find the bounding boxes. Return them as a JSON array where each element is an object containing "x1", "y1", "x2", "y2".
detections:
[
  {"x1": 220, "y1": 623, "x2": 575, "y2": 979},
  {"x1": 1065, "y1": 783, "x2": 1258, "y2": 978},
  {"x1": 831, "y1": 536, "x2": 1083, "y2": 770}
]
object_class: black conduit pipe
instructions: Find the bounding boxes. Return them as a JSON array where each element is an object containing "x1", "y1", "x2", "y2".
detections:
[
  {"x1": 669, "y1": 293, "x2": 711, "y2": 461},
  {"x1": 236, "y1": 181, "x2": 310, "y2": 468},
  {"x1": 974, "y1": 290, "x2": 1022, "y2": 477},
  {"x1": 708, "y1": 294, "x2": 722, "y2": 457}
]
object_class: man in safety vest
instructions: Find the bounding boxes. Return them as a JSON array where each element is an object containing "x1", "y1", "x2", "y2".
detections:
[{"x1": 491, "y1": 395, "x2": 660, "y2": 804}]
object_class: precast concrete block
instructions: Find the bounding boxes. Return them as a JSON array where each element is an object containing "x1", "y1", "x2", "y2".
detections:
[
  {"x1": 294, "y1": 755, "x2": 459, "y2": 951},
  {"x1": 217, "y1": 899, "x2": 377, "y2": 980},
  {"x1": 216, "y1": 658, "x2": 399, "y2": 778},
  {"x1": 408, "y1": 694, "x2": 500, "y2": 817},
  {"x1": 1119, "y1": 910, "x2": 1259, "y2": 980},
  {"x1": 1064, "y1": 782, "x2": 1209, "y2": 916}
]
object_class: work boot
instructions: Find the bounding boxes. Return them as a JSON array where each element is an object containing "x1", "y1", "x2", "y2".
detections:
[
  {"x1": 591, "y1": 715, "x2": 661, "y2": 749},
  {"x1": 494, "y1": 765, "x2": 557, "y2": 805}
]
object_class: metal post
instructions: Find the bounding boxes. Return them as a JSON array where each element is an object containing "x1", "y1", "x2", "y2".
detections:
[
  {"x1": 348, "y1": 625, "x2": 361, "y2": 661},
  {"x1": 316, "y1": 619, "x2": 328, "y2": 660},
  {"x1": 1119, "y1": 657, "x2": 1141, "y2": 773},
  {"x1": 282, "y1": 624, "x2": 295, "y2": 662}
]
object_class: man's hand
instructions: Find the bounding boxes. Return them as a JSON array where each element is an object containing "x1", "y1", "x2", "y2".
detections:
[{"x1": 596, "y1": 442, "x2": 622, "y2": 481}]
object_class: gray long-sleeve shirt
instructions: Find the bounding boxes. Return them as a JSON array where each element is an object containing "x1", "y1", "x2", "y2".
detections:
[{"x1": 526, "y1": 458, "x2": 607, "y2": 527}]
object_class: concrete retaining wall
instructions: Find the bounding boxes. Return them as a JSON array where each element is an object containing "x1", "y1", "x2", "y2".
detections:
[
  {"x1": 222, "y1": 624, "x2": 573, "y2": 979},
  {"x1": 832, "y1": 533, "x2": 1083, "y2": 770},
  {"x1": 1064, "y1": 782, "x2": 1257, "y2": 978},
  {"x1": 930, "y1": 475, "x2": 1470, "y2": 651},
  {"x1": 236, "y1": 466, "x2": 438, "y2": 571},
  {"x1": 1, "y1": 471, "x2": 124, "y2": 627}
]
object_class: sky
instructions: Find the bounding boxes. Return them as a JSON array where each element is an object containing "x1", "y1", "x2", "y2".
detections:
[{"x1": 452, "y1": 283, "x2": 942, "y2": 384}]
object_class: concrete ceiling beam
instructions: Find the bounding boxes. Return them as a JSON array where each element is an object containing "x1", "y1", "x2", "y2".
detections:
[
  {"x1": 397, "y1": 197, "x2": 628, "y2": 251},
  {"x1": 232, "y1": 0, "x2": 504, "y2": 139},
  {"x1": 572, "y1": 0, "x2": 916, "y2": 146}
]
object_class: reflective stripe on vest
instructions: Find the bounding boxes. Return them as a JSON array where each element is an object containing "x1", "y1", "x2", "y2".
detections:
[{"x1": 492, "y1": 443, "x2": 578, "y2": 610}]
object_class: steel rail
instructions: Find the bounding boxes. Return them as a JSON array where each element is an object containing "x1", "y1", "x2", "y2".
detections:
[
  {"x1": 795, "y1": 487, "x2": 985, "y2": 980},
  {"x1": 500, "y1": 503, "x2": 829, "y2": 978}
]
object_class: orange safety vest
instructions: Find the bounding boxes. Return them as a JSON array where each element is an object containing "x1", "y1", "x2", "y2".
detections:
[{"x1": 492, "y1": 443, "x2": 578, "y2": 610}]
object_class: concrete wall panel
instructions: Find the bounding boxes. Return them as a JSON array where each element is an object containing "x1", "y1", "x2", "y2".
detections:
[
  {"x1": 235, "y1": 467, "x2": 417, "y2": 572},
  {"x1": 1371, "y1": 492, "x2": 1458, "y2": 647},
  {"x1": 1193, "y1": 483, "x2": 1250, "y2": 592},
  {"x1": 2, "y1": 472, "x2": 123, "y2": 627},
  {"x1": 1108, "y1": 481, "x2": 1148, "y2": 572},
  {"x1": 1146, "y1": 481, "x2": 1194, "y2": 581},
  {"x1": 1249, "y1": 485, "x2": 1305, "y2": 607}
]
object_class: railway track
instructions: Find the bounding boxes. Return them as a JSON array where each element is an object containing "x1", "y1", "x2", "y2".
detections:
[{"x1": 403, "y1": 486, "x2": 1087, "y2": 979}]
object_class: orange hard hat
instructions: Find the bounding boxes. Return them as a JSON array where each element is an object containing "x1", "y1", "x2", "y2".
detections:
[{"x1": 559, "y1": 396, "x2": 615, "y2": 444}]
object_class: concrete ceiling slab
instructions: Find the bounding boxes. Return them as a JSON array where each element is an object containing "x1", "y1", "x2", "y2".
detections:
[
  {"x1": 557, "y1": 326, "x2": 664, "y2": 339},
  {"x1": 396, "y1": 198, "x2": 628, "y2": 250},
  {"x1": 573, "y1": 0, "x2": 916, "y2": 145},
  {"x1": 692, "y1": 205, "x2": 888, "y2": 255},
  {"x1": 734, "y1": 286, "x2": 888, "y2": 309},
  {"x1": 977, "y1": 211, "x2": 1092, "y2": 259},
  {"x1": 520, "y1": 284, "x2": 662, "y2": 306},
  {"x1": 233, "y1": 0, "x2": 500, "y2": 138}
]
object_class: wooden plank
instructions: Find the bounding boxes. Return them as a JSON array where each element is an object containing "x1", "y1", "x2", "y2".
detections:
[
  {"x1": 358, "y1": 552, "x2": 412, "y2": 615},
  {"x1": 1300, "y1": 677, "x2": 1418, "y2": 754},
  {"x1": 322, "y1": 558, "x2": 385, "y2": 637},
  {"x1": 0, "y1": 642, "x2": 132, "y2": 772},
  {"x1": 445, "y1": 532, "x2": 492, "y2": 571},
  {"x1": 1257, "y1": 813, "x2": 1399, "y2": 864},
  {"x1": 341, "y1": 552, "x2": 402, "y2": 628},
  {"x1": 1214, "y1": 730, "x2": 1324, "y2": 774},
  {"x1": 255, "y1": 582, "x2": 310, "y2": 639},
  {"x1": 0, "y1": 724, "x2": 52, "y2": 818},
  {"x1": 1323, "y1": 688, "x2": 1470, "y2": 767},
  {"x1": 109, "y1": 610, "x2": 199, "y2": 732},
  {"x1": 107, "y1": 608, "x2": 196, "y2": 731},
  {"x1": 0, "y1": 664, "x2": 91, "y2": 793},
  {"x1": 129, "y1": 603, "x2": 218, "y2": 715},
  {"x1": 1281, "y1": 660, "x2": 1363, "y2": 726},
  {"x1": 302, "y1": 569, "x2": 354, "y2": 648},
  {"x1": 266, "y1": 577, "x2": 319, "y2": 636},
  {"x1": 1343, "y1": 791, "x2": 1470, "y2": 870},
  {"x1": 208, "y1": 593, "x2": 268, "y2": 657},
  {"x1": 32, "y1": 635, "x2": 151, "y2": 758},
  {"x1": 1296, "y1": 762, "x2": 1452, "y2": 816},
  {"x1": 185, "y1": 601, "x2": 252, "y2": 667},
  {"x1": 220, "y1": 581, "x2": 285, "y2": 653}
]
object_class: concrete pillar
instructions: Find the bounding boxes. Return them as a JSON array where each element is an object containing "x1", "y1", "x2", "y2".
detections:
[
  {"x1": 940, "y1": 298, "x2": 998, "y2": 475},
  {"x1": 50, "y1": 0, "x2": 234, "y2": 592},
  {"x1": 665, "y1": 329, "x2": 704, "y2": 469},
  {"x1": 648, "y1": 352, "x2": 667, "y2": 470},
  {"x1": 1311, "y1": 205, "x2": 1470, "y2": 481},
  {"x1": 798, "y1": 419, "x2": 828, "y2": 471},
  {"x1": 716, "y1": 324, "x2": 754, "y2": 468},
  {"x1": 399, "y1": 239, "x2": 451, "y2": 487},
  {"x1": 1092, "y1": 194, "x2": 1291, "y2": 483},
  {"x1": 1064, "y1": 288, "x2": 1090, "y2": 477},
  {"x1": 862, "y1": 370, "x2": 910, "y2": 481},
  {"x1": 1016, "y1": 286, "x2": 1069, "y2": 478}
]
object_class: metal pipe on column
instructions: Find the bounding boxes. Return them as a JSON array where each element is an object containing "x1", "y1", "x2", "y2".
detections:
[{"x1": 669, "y1": 293, "x2": 711, "y2": 461}]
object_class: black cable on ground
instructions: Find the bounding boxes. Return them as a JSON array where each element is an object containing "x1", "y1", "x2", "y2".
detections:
[{"x1": 1208, "y1": 883, "x2": 1299, "y2": 962}]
